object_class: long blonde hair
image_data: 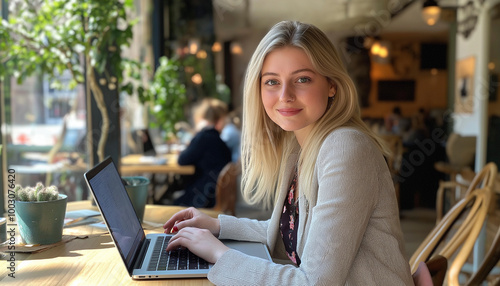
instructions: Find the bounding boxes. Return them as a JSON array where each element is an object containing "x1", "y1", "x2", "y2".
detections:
[{"x1": 241, "y1": 21, "x2": 389, "y2": 208}]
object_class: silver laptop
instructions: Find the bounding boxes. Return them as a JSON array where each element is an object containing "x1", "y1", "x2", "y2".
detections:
[{"x1": 83, "y1": 157, "x2": 272, "y2": 279}]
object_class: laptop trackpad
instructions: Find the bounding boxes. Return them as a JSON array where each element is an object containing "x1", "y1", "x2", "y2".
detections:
[{"x1": 222, "y1": 240, "x2": 272, "y2": 261}]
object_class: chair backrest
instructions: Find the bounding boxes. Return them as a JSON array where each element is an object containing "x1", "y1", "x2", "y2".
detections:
[
  {"x1": 445, "y1": 133, "x2": 476, "y2": 168},
  {"x1": 212, "y1": 161, "x2": 241, "y2": 216},
  {"x1": 435, "y1": 163, "x2": 498, "y2": 223},
  {"x1": 435, "y1": 180, "x2": 470, "y2": 223},
  {"x1": 465, "y1": 222, "x2": 500, "y2": 285},
  {"x1": 410, "y1": 186, "x2": 492, "y2": 286},
  {"x1": 464, "y1": 162, "x2": 498, "y2": 196}
]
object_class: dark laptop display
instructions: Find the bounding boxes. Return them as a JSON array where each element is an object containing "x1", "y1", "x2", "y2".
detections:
[
  {"x1": 136, "y1": 129, "x2": 156, "y2": 156},
  {"x1": 84, "y1": 157, "x2": 145, "y2": 273}
]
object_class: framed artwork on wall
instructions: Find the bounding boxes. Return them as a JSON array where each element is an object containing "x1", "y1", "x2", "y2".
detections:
[{"x1": 455, "y1": 56, "x2": 476, "y2": 114}]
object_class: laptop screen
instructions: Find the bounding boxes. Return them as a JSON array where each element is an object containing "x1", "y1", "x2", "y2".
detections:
[
  {"x1": 85, "y1": 157, "x2": 145, "y2": 272},
  {"x1": 135, "y1": 129, "x2": 156, "y2": 156}
]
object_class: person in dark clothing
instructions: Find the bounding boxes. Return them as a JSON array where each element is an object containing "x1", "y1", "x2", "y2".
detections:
[{"x1": 174, "y1": 99, "x2": 232, "y2": 208}]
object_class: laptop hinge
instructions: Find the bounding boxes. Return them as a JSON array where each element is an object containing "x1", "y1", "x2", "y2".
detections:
[{"x1": 133, "y1": 238, "x2": 150, "y2": 270}]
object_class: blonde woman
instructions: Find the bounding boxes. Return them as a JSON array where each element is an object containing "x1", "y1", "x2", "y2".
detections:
[{"x1": 164, "y1": 21, "x2": 413, "y2": 285}]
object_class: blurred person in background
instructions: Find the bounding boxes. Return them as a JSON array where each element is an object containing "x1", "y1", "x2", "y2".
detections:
[{"x1": 174, "y1": 98, "x2": 232, "y2": 208}]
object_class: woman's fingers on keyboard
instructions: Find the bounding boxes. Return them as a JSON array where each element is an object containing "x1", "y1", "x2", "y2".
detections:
[
  {"x1": 166, "y1": 227, "x2": 228, "y2": 263},
  {"x1": 163, "y1": 208, "x2": 194, "y2": 230}
]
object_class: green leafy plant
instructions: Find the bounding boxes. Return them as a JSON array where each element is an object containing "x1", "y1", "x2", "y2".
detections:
[
  {"x1": 137, "y1": 55, "x2": 231, "y2": 140},
  {"x1": 139, "y1": 56, "x2": 187, "y2": 139},
  {"x1": 14, "y1": 182, "x2": 60, "y2": 202},
  {"x1": 1, "y1": 0, "x2": 229, "y2": 150},
  {"x1": 0, "y1": 0, "x2": 147, "y2": 162}
]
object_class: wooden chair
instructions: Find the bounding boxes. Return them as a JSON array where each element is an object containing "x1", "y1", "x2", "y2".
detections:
[
  {"x1": 465, "y1": 223, "x2": 500, "y2": 285},
  {"x1": 410, "y1": 186, "x2": 493, "y2": 286},
  {"x1": 434, "y1": 133, "x2": 476, "y2": 183},
  {"x1": 435, "y1": 179, "x2": 469, "y2": 224},
  {"x1": 412, "y1": 255, "x2": 448, "y2": 286},
  {"x1": 432, "y1": 163, "x2": 498, "y2": 284},
  {"x1": 436, "y1": 162, "x2": 498, "y2": 223},
  {"x1": 211, "y1": 161, "x2": 241, "y2": 216}
]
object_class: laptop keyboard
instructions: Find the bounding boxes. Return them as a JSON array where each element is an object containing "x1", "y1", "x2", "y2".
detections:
[{"x1": 147, "y1": 236, "x2": 209, "y2": 271}]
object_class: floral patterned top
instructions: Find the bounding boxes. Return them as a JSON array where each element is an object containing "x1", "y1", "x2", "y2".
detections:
[{"x1": 279, "y1": 168, "x2": 301, "y2": 266}]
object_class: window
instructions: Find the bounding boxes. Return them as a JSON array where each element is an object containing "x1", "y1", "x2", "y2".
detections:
[{"x1": 5, "y1": 74, "x2": 89, "y2": 202}]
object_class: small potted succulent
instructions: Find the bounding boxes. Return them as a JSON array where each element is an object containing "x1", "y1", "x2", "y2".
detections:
[{"x1": 14, "y1": 183, "x2": 68, "y2": 245}]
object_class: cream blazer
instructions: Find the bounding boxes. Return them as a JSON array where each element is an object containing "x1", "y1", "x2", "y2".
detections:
[{"x1": 208, "y1": 127, "x2": 414, "y2": 285}]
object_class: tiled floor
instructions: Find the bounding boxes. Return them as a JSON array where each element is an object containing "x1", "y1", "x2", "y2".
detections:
[{"x1": 399, "y1": 208, "x2": 436, "y2": 258}]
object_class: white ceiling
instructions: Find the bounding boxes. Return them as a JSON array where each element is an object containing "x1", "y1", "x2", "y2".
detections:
[
  {"x1": 213, "y1": 0, "x2": 453, "y2": 41},
  {"x1": 247, "y1": 0, "x2": 389, "y2": 31}
]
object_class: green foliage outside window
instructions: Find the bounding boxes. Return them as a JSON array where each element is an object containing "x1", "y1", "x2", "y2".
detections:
[
  {"x1": 1, "y1": 0, "x2": 230, "y2": 150},
  {"x1": 0, "y1": 0, "x2": 146, "y2": 162}
]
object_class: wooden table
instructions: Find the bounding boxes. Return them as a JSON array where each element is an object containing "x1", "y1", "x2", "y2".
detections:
[
  {"x1": 121, "y1": 154, "x2": 195, "y2": 203},
  {"x1": 121, "y1": 154, "x2": 195, "y2": 175},
  {"x1": 0, "y1": 201, "x2": 220, "y2": 285}
]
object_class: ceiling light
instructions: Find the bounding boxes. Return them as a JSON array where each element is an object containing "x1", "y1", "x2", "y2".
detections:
[
  {"x1": 369, "y1": 39, "x2": 391, "y2": 63},
  {"x1": 188, "y1": 39, "x2": 200, "y2": 54},
  {"x1": 230, "y1": 42, "x2": 243, "y2": 55},
  {"x1": 378, "y1": 46, "x2": 388, "y2": 58},
  {"x1": 191, "y1": 73, "x2": 203, "y2": 85},
  {"x1": 422, "y1": 0, "x2": 441, "y2": 26},
  {"x1": 370, "y1": 41, "x2": 381, "y2": 56},
  {"x1": 196, "y1": 50, "x2": 207, "y2": 59},
  {"x1": 212, "y1": 42, "x2": 222, "y2": 53}
]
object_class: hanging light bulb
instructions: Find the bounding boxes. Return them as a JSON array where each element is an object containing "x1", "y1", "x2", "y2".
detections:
[
  {"x1": 488, "y1": 61, "x2": 495, "y2": 71},
  {"x1": 378, "y1": 46, "x2": 389, "y2": 58},
  {"x1": 422, "y1": 0, "x2": 441, "y2": 26},
  {"x1": 212, "y1": 42, "x2": 222, "y2": 53},
  {"x1": 230, "y1": 42, "x2": 243, "y2": 55},
  {"x1": 370, "y1": 41, "x2": 381, "y2": 56},
  {"x1": 188, "y1": 38, "x2": 200, "y2": 54},
  {"x1": 196, "y1": 50, "x2": 207, "y2": 59},
  {"x1": 369, "y1": 39, "x2": 391, "y2": 64},
  {"x1": 191, "y1": 73, "x2": 203, "y2": 85}
]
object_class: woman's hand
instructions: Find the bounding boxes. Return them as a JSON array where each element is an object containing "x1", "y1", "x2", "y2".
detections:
[
  {"x1": 166, "y1": 227, "x2": 230, "y2": 264},
  {"x1": 163, "y1": 207, "x2": 221, "y2": 237}
]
